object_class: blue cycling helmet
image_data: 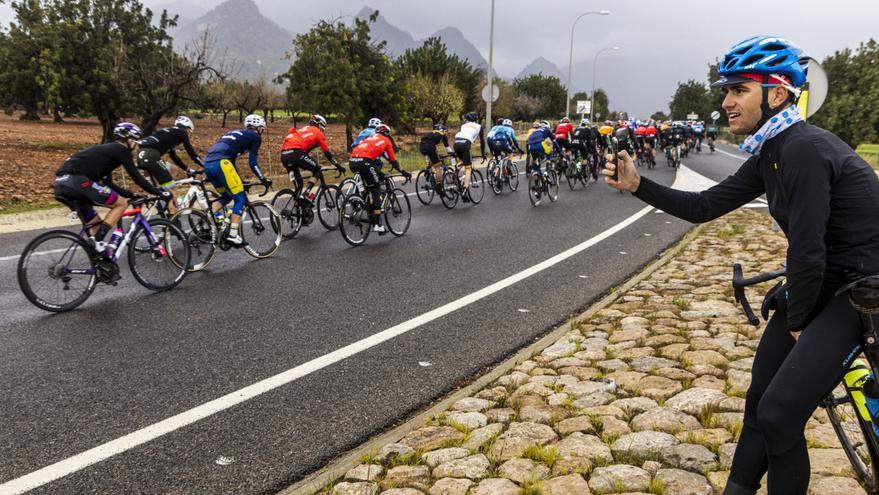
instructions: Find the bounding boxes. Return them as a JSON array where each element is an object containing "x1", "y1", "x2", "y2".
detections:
[{"x1": 712, "y1": 36, "x2": 807, "y2": 89}]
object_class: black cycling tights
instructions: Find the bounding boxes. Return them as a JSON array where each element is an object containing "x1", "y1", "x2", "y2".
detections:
[{"x1": 726, "y1": 290, "x2": 870, "y2": 495}]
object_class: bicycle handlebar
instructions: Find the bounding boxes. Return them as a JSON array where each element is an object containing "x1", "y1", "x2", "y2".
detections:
[
  {"x1": 732, "y1": 263, "x2": 786, "y2": 326},
  {"x1": 242, "y1": 181, "x2": 272, "y2": 197}
]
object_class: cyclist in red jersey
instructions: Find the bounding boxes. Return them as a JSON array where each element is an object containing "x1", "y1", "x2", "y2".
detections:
[
  {"x1": 349, "y1": 124, "x2": 411, "y2": 234},
  {"x1": 643, "y1": 122, "x2": 659, "y2": 160},
  {"x1": 280, "y1": 114, "x2": 343, "y2": 203},
  {"x1": 554, "y1": 117, "x2": 574, "y2": 156}
]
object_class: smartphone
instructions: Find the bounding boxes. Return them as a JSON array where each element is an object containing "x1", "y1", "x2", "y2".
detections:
[{"x1": 610, "y1": 137, "x2": 620, "y2": 182}]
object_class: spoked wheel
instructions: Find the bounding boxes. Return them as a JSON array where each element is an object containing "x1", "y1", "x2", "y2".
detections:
[
  {"x1": 547, "y1": 170, "x2": 560, "y2": 202},
  {"x1": 566, "y1": 165, "x2": 579, "y2": 190},
  {"x1": 171, "y1": 208, "x2": 216, "y2": 271},
  {"x1": 17, "y1": 230, "x2": 98, "y2": 312},
  {"x1": 240, "y1": 201, "x2": 281, "y2": 258},
  {"x1": 824, "y1": 387, "x2": 879, "y2": 492},
  {"x1": 440, "y1": 171, "x2": 459, "y2": 209},
  {"x1": 384, "y1": 188, "x2": 411, "y2": 237},
  {"x1": 528, "y1": 173, "x2": 542, "y2": 207},
  {"x1": 339, "y1": 178, "x2": 357, "y2": 200},
  {"x1": 507, "y1": 162, "x2": 520, "y2": 191},
  {"x1": 487, "y1": 160, "x2": 501, "y2": 195},
  {"x1": 317, "y1": 185, "x2": 342, "y2": 231},
  {"x1": 128, "y1": 218, "x2": 190, "y2": 291},
  {"x1": 468, "y1": 169, "x2": 485, "y2": 205},
  {"x1": 340, "y1": 194, "x2": 371, "y2": 246},
  {"x1": 272, "y1": 188, "x2": 304, "y2": 239},
  {"x1": 415, "y1": 169, "x2": 435, "y2": 205}
]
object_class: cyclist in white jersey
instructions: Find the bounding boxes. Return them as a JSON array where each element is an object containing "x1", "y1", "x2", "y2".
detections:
[{"x1": 453, "y1": 111, "x2": 486, "y2": 194}]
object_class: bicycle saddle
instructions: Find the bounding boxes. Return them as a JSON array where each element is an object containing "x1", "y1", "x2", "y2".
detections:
[{"x1": 836, "y1": 275, "x2": 879, "y2": 314}]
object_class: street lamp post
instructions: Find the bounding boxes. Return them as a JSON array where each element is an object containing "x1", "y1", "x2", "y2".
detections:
[
  {"x1": 485, "y1": 0, "x2": 496, "y2": 132},
  {"x1": 566, "y1": 10, "x2": 610, "y2": 119},
  {"x1": 590, "y1": 46, "x2": 620, "y2": 123}
]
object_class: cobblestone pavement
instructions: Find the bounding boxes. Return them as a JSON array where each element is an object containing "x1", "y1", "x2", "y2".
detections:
[{"x1": 314, "y1": 209, "x2": 867, "y2": 495}]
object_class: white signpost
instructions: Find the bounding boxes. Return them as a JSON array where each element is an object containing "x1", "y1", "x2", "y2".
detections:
[
  {"x1": 576, "y1": 100, "x2": 592, "y2": 115},
  {"x1": 710, "y1": 110, "x2": 720, "y2": 123},
  {"x1": 686, "y1": 113, "x2": 699, "y2": 121},
  {"x1": 481, "y1": 84, "x2": 499, "y2": 103}
]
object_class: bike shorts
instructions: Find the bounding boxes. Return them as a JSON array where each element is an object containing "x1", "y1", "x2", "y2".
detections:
[
  {"x1": 453, "y1": 139, "x2": 473, "y2": 166},
  {"x1": 419, "y1": 147, "x2": 440, "y2": 166},
  {"x1": 489, "y1": 139, "x2": 513, "y2": 156},
  {"x1": 204, "y1": 159, "x2": 246, "y2": 215},
  {"x1": 53, "y1": 174, "x2": 117, "y2": 222},
  {"x1": 136, "y1": 147, "x2": 173, "y2": 188},
  {"x1": 281, "y1": 149, "x2": 322, "y2": 188},
  {"x1": 645, "y1": 136, "x2": 656, "y2": 147},
  {"x1": 349, "y1": 157, "x2": 383, "y2": 207},
  {"x1": 528, "y1": 144, "x2": 548, "y2": 164},
  {"x1": 555, "y1": 137, "x2": 570, "y2": 151}
]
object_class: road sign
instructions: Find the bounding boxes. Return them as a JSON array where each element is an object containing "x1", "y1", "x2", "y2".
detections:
[
  {"x1": 576, "y1": 100, "x2": 592, "y2": 114},
  {"x1": 481, "y1": 84, "x2": 499, "y2": 103},
  {"x1": 710, "y1": 110, "x2": 720, "y2": 122},
  {"x1": 686, "y1": 113, "x2": 699, "y2": 120}
]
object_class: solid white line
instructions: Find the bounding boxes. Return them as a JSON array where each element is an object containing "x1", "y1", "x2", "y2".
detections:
[
  {"x1": 0, "y1": 203, "x2": 656, "y2": 495},
  {"x1": 0, "y1": 248, "x2": 69, "y2": 263}
]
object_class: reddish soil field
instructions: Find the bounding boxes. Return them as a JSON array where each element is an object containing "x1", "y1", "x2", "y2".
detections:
[{"x1": 0, "y1": 113, "x2": 423, "y2": 207}]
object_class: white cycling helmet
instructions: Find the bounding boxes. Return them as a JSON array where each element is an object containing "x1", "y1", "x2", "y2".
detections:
[
  {"x1": 174, "y1": 115, "x2": 194, "y2": 131},
  {"x1": 579, "y1": 118, "x2": 590, "y2": 127},
  {"x1": 502, "y1": 119, "x2": 513, "y2": 127},
  {"x1": 244, "y1": 114, "x2": 266, "y2": 130},
  {"x1": 368, "y1": 117, "x2": 382, "y2": 128},
  {"x1": 310, "y1": 114, "x2": 327, "y2": 129},
  {"x1": 539, "y1": 120, "x2": 550, "y2": 129}
]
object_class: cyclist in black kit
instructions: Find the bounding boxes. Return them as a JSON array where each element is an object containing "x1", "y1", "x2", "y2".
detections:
[
  {"x1": 54, "y1": 122, "x2": 171, "y2": 249},
  {"x1": 419, "y1": 123, "x2": 454, "y2": 187},
  {"x1": 571, "y1": 119, "x2": 598, "y2": 182},
  {"x1": 604, "y1": 36, "x2": 879, "y2": 495},
  {"x1": 137, "y1": 116, "x2": 204, "y2": 214}
]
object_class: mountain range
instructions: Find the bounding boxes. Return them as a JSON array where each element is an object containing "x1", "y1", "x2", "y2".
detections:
[{"x1": 167, "y1": 0, "x2": 563, "y2": 83}]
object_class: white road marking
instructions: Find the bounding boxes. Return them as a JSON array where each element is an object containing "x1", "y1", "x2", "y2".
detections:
[
  {"x1": 715, "y1": 147, "x2": 748, "y2": 161},
  {"x1": 0, "y1": 203, "x2": 656, "y2": 495},
  {"x1": 0, "y1": 248, "x2": 67, "y2": 262}
]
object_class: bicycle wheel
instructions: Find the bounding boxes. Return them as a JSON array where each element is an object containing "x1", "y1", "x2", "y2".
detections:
[
  {"x1": 272, "y1": 188, "x2": 303, "y2": 239},
  {"x1": 566, "y1": 165, "x2": 579, "y2": 190},
  {"x1": 317, "y1": 185, "x2": 342, "y2": 231},
  {"x1": 468, "y1": 169, "x2": 485, "y2": 204},
  {"x1": 487, "y1": 161, "x2": 502, "y2": 195},
  {"x1": 385, "y1": 188, "x2": 411, "y2": 237},
  {"x1": 128, "y1": 218, "x2": 190, "y2": 291},
  {"x1": 528, "y1": 173, "x2": 542, "y2": 207},
  {"x1": 17, "y1": 230, "x2": 97, "y2": 312},
  {"x1": 241, "y1": 201, "x2": 282, "y2": 258},
  {"x1": 507, "y1": 162, "x2": 520, "y2": 191},
  {"x1": 339, "y1": 178, "x2": 357, "y2": 200},
  {"x1": 171, "y1": 208, "x2": 216, "y2": 271},
  {"x1": 440, "y1": 170, "x2": 459, "y2": 209},
  {"x1": 825, "y1": 389, "x2": 879, "y2": 492},
  {"x1": 340, "y1": 194, "x2": 371, "y2": 246},
  {"x1": 415, "y1": 169, "x2": 435, "y2": 205},
  {"x1": 547, "y1": 170, "x2": 560, "y2": 202}
]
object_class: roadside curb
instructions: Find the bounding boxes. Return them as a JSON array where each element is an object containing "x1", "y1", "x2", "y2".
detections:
[
  {"x1": 279, "y1": 221, "x2": 708, "y2": 495},
  {"x1": 0, "y1": 207, "x2": 72, "y2": 234}
]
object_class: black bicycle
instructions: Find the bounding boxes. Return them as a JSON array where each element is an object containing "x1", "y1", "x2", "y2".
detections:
[
  {"x1": 339, "y1": 173, "x2": 411, "y2": 246},
  {"x1": 486, "y1": 152, "x2": 520, "y2": 195},
  {"x1": 17, "y1": 196, "x2": 190, "y2": 312},
  {"x1": 733, "y1": 264, "x2": 879, "y2": 492},
  {"x1": 439, "y1": 161, "x2": 485, "y2": 209},
  {"x1": 527, "y1": 160, "x2": 559, "y2": 207},
  {"x1": 415, "y1": 154, "x2": 457, "y2": 205},
  {"x1": 272, "y1": 167, "x2": 342, "y2": 239},
  {"x1": 171, "y1": 181, "x2": 281, "y2": 270}
]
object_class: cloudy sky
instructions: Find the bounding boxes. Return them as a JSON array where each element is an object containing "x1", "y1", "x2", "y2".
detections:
[{"x1": 2, "y1": 0, "x2": 877, "y2": 117}]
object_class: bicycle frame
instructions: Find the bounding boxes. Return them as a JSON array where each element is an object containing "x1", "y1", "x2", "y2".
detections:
[{"x1": 69, "y1": 207, "x2": 161, "y2": 278}]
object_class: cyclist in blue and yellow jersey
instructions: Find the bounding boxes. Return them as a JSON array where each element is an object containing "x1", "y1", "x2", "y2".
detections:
[
  {"x1": 526, "y1": 121, "x2": 559, "y2": 176},
  {"x1": 604, "y1": 36, "x2": 879, "y2": 495},
  {"x1": 352, "y1": 117, "x2": 382, "y2": 149},
  {"x1": 203, "y1": 114, "x2": 272, "y2": 246}
]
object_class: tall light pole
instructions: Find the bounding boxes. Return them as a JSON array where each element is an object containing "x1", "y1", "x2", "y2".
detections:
[
  {"x1": 485, "y1": 0, "x2": 496, "y2": 132},
  {"x1": 566, "y1": 10, "x2": 610, "y2": 118},
  {"x1": 591, "y1": 46, "x2": 620, "y2": 123}
]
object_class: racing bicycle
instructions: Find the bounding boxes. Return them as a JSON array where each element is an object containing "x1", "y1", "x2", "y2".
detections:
[
  {"x1": 486, "y1": 152, "x2": 520, "y2": 194},
  {"x1": 339, "y1": 173, "x2": 411, "y2": 246},
  {"x1": 272, "y1": 167, "x2": 342, "y2": 238}
]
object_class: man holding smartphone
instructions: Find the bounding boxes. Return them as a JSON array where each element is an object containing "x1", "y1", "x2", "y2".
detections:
[{"x1": 604, "y1": 36, "x2": 879, "y2": 495}]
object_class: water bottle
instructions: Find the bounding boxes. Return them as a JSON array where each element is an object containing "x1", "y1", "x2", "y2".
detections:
[{"x1": 105, "y1": 228, "x2": 124, "y2": 257}]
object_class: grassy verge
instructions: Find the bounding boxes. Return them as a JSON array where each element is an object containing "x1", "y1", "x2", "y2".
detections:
[
  {"x1": 0, "y1": 201, "x2": 60, "y2": 215},
  {"x1": 856, "y1": 144, "x2": 879, "y2": 170}
]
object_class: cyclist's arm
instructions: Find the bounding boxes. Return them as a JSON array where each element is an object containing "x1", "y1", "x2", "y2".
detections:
[
  {"x1": 441, "y1": 134, "x2": 449, "y2": 149},
  {"x1": 104, "y1": 176, "x2": 134, "y2": 198},
  {"x1": 181, "y1": 131, "x2": 203, "y2": 167},
  {"x1": 780, "y1": 137, "x2": 834, "y2": 332},
  {"x1": 167, "y1": 149, "x2": 189, "y2": 172},
  {"x1": 478, "y1": 127, "x2": 485, "y2": 157},
  {"x1": 632, "y1": 157, "x2": 763, "y2": 223},
  {"x1": 248, "y1": 135, "x2": 266, "y2": 181},
  {"x1": 317, "y1": 131, "x2": 335, "y2": 163}
]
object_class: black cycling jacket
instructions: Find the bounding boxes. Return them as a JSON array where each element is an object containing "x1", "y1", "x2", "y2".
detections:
[
  {"x1": 56, "y1": 142, "x2": 163, "y2": 197},
  {"x1": 633, "y1": 122, "x2": 879, "y2": 331},
  {"x1": 138, "y1": 126, "x2": 203, "y2": 170}
]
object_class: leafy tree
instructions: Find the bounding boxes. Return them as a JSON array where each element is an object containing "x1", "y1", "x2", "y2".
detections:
[
  {"x1": 512, "y1": 73, "x2": 566, "y2": 120},
  {"x1": 396, "y1": 37, "x2": 482, "y2": 115},
  {"x1": 650, "y1": 111, "x2": 669, "y2": 121},
  {"x1": 278, "y1": 12, "x2": 405, "y2": 146},
  {"x1": 512, "y1": 94, "x2": 543, "y2": 122},
  {"x1": 706, "y1": 62, "x2": 727, "y2": 126},
  {"x1": 406, "y1": 72, "x2": 463, "y2": 124},
  {"x1": 669, "y1": 80, "x2": 711, "y2": 121},
  {"x1": 591, "y1": 88, "x2": 609, "y2": 121}
]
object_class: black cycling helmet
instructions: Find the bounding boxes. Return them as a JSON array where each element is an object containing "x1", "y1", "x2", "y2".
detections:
[
  {"x1": 433, "y1": 123, "x2": 447, "y2": 132},
  {"x1": 376, "y1": 124, "x2": 391, "y2": 136},
  {"x1": 496, "y1": 118, "x2": 504, "y2": 125},
  {"x1": 465, "y1": 111, "x2": 479, "y2": 122}
]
